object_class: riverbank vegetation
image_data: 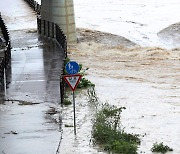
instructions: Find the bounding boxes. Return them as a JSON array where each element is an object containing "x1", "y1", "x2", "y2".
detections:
[
  {"x1": 92, "y1": 104, "x2": 140, "y2": 154},
  {"x1": 88, "y1": 87, "x2": 140, "y2": 154},
  {"x1": 151, "y1": 142, "x2": 173, "y2": 153}
]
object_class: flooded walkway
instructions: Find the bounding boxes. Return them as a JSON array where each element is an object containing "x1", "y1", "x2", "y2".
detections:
[{"x1": 0, "y1": 0, "x2": 63, "y2": 153}]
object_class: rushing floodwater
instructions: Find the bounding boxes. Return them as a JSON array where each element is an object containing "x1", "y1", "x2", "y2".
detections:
[
  {"x1": 37, "y1": 0, "x2": 180, "y2": 47},
  {"x1": 74, "y1": 0, "x2": 180, "y2": 47}
]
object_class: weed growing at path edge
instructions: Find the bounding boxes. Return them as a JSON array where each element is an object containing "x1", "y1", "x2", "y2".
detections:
[{"x1": 63, "y1": 99, "x2": 72, "y2": 106}]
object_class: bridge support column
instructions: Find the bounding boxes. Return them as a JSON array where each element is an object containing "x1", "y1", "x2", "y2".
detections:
[{"x1": 41, "y1": 0, "x2": 77, "y2": 43}]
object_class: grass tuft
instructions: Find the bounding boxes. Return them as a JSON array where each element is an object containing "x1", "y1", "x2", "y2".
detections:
[
  {"x1": 78, "y1": 77, "x2": 95, "y2": 88},
  {"x1": 151, "y1": 142, "x2": 173, "y2": 153},
  {"x1": 92, "y1": 103, "x2": 140, "y2": 154},
  {"x1": 63, "y1": 99, "x2": 72, "y2": 106}
]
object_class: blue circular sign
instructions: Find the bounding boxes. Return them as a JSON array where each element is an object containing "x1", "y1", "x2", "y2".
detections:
[{"x1": 65, "y1": 61, "x2": 80, "y2": 75}]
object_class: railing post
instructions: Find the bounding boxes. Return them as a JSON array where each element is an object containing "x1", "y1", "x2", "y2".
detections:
[
  {"x1": 4, "y1": 42, "x2": 11, "y2": 69},
  {"x1": 0, "y1": 58, "x2": 5, "y2": 91},
  {"x1": 37, "y1": 16, "x2": 40, "y2": 34},
  {"x1": 43, "y1": 20, "x2": 46, "y2": 36},
  {"x1": 52, "y1": 22, "x2": 54, "y2": 38},
  {"x1": 60, "y1": 76, "x2": 64, "y2": 104},
  {"x1": 47, "y1": 21, "x2": 50, "y2": 37}
]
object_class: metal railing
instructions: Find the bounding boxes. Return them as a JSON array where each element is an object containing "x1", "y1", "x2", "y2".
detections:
[
  {"x1": 0, "y1": 13, "x2": 11, "y2": 90},
  {"x1": 37, "y1": 17, "x2": 67, "y2": 57},
  {"x1": 24, "y1": 0, "x2": 67, "y2": 103},
  {"x1": 0, "y1": 58, "x2": 5, "y2": 90},
  {"x1": 24, "y1": 0, "x2": 41, "y2": 15}
]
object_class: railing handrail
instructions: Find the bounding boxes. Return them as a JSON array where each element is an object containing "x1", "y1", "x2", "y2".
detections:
[
  {"x1": 24, "y1": 0, "x2": 41, "y2": 15},
  {"x1": 0, "y1": 13, "x2": 11, "y2": 46}
]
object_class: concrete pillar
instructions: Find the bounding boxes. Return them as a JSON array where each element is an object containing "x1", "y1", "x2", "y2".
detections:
[{"x1": 41, "y1": 0, "x2": 77, "y2": 43}]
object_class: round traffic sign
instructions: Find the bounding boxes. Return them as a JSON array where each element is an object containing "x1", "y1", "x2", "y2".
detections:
[{"x1": 65, "y1": 61, "x2": 80, "y2": 75}]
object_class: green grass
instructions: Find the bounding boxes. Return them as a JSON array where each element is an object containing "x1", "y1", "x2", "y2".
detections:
[
  {"x1": 63, "y1": 99, "x2": 72, "y2": 106},
  {"x1": 77, "y1": 77, "x2": 95, "y2": 88},
  {"x1": 92, "y1": 103, "x2": 140, "y2": 154},
  {"x1": 151, "y1": 142, "x2": 173, "y2": 153}
]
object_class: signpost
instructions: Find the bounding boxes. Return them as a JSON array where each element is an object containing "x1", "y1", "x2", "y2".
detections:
[
  {"x1": 64, "y1": 61, "x2": 82, "y2": 135},
  {"x1": 63, "y1": 74, "x2": 82, "y2": 91}
]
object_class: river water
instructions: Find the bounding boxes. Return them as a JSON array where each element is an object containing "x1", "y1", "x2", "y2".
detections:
[
  {"x1": 37, "y1": 0, "x2": 180, "y2": 47},
  {"x1": 66, "y1": 1, "x2": 180, "y2": 154},
  {"x1": 67, "y1": 40, "x2": 180, "y2": 153},
  {"x1": 74, "y1": 0, "x2": 180, "y2": 48}
]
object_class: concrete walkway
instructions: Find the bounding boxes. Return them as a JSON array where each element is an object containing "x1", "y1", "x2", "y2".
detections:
[{"x1": 0, "y1": 0, "x2": 64, "y2": 153}]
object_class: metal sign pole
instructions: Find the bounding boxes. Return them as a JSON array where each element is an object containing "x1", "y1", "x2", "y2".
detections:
[
  {"x1": 64, "y1": 61, "x2": 81, "y2": 136},
  {"x1": 73, "y1": 91, "x2": 76, "y2": 135}
]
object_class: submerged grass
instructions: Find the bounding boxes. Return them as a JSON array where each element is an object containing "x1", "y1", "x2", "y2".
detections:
[
  {"x1": 63, "y1": 99, "x2": 72, "y2": 106},
  {"x1": 91, "y1": 102, "x2": 140, "y2": 154},
  {"x1": 151, "y1": 142, "x2": 173, "y2": 153},
  {"x1": 77, "y1": 77, "x2": 95, "y2": 88}
]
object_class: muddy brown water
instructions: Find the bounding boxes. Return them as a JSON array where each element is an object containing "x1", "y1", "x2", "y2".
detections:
[{"x1": 64, "y1": 29, "x2": 180, "y2": 154}]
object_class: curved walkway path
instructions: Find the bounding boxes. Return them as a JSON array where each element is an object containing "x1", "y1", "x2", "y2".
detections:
[{"x1": 0, "y1": 0, "x2": 63, "y2": 153}]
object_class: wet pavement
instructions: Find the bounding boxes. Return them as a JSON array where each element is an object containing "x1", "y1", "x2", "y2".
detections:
[
  {"x1": 4, "y1": 39, "x2": 64, "y2": 103},
  {"x1": 0, "y1": 0, "x2": 64, "y2": 153}
]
